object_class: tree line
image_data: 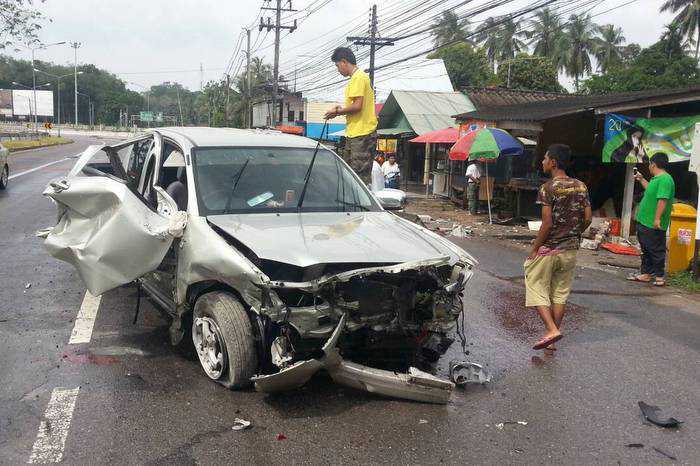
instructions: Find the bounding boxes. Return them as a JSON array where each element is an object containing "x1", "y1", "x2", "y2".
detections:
[{"x1": 429, "y1": 1, "x2": 699, "y2": 93}]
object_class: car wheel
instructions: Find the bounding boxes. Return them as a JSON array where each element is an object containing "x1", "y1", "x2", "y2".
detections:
[
  {"x1": 0, "y1": 165, "x2": 8, "y2": 190},
  {"x1": 192, "y1": 291, "x2": 258, "y2": 389}
]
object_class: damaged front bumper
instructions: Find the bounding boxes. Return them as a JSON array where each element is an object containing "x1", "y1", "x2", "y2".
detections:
[{"x1": 251, "y1": 314, "x2": 455, "y2": 404}]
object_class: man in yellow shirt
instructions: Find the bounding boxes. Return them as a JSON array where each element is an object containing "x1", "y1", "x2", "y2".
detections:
[{"x1": 324, "y1": 47, "x2": 378, "y2": 179}]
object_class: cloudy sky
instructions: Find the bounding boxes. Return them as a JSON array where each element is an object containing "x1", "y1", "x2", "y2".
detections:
[{"x1": 8, "y1": 0, "x2": 673, "y2": 100}]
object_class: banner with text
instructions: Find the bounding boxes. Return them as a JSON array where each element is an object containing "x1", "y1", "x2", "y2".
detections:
[{"x1": 603, "y1": 113, "x2": 700, "y2": 163}]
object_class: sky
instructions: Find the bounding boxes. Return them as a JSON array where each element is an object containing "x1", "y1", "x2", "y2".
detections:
[{"x1": 6, "y1": 0, "x2": 675, "y2": 100}]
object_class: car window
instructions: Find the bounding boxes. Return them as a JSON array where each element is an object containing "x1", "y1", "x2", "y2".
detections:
[
  {"x1": 120, "y1": 138, "x2": 154, "y2": 191},
  {"x1": 192, "y1": 146, "x2": 380, "y2": 215}
]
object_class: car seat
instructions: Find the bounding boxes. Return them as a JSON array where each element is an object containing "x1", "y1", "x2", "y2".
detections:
[{"x1": 166, "y1": 167, "x2": 188, "y2": 210}]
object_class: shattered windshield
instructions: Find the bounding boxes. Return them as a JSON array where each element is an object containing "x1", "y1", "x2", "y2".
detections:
[{"x1": 192, "y1": 146, "x2": 380, "y2": 214}]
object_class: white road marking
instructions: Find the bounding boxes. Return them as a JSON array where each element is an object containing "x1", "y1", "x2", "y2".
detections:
[
  {"x1": 28, "y1": 387, "x2": 80, "y2": 464},
  {"x1": 68, "y1": 292, "x2": 101, "y2": 344},
  {"x1": 8, "y1": 158, "x2": 71, "y2": 180}
]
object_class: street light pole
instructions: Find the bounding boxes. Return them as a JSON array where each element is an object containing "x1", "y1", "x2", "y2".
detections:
[
  {"x1": 70, "y1": 42, "x2": 81, "y2": 125},
  {"x1": 25, "y1": 41, "x2": 66, "y2": 132}
]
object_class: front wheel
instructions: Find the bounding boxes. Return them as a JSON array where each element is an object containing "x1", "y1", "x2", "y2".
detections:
[
  {"x1": 0, "y1": 165, "x2": 8, "y2": 190},
  {"x1": 192, "y1": 291, "x2": 258, "y2": 389}
]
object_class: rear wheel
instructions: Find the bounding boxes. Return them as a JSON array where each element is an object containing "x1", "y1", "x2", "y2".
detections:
[
  {"x1": 191, "y1": 291, "x2": 258, "y2": 389},
  {"x1": 0, "y1": 165, "x2": 8, "y2": 190}
]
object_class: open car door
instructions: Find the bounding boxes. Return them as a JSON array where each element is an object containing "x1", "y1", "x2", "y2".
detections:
[{"x1": 41, "y1": 134, "x2": 186, "y2": 296}]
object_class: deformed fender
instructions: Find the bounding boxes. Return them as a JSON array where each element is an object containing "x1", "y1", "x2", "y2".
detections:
[
  {"x1": 176, "y1": 216, "x2": 270, "y2": 309},
  {"x1": 252, "y1": 314, "x2": 455, "y2": 404}
]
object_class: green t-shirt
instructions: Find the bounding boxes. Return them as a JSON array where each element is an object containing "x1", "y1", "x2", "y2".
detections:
[{"x1": 635, "y1": 172, "x2": 675, "y2": 230}]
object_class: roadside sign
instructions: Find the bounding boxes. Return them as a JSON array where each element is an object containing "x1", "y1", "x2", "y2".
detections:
[
  {"x1": 154, "y1": 112, "x2": 163, "y2": 123},
  {"x1": 140, "y1": 111, "x2": 153, "y2": 122},
  {"x1": 44, "y1": 122, "x2": 52, "y2": 130}
]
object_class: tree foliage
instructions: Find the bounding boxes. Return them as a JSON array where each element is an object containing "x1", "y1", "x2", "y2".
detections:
[
  {"x1": 581, "y1": 40, "x2": 700, "y2": 94},
  {"x1": 431, "y1": 11, "x2": 470, "y2": 47},
  {"x1": 660, "y1": 0, "x2": 700, "y2": 60},
  {"x1": 428, "y1": 42, "x2": 497, "y2": 89},
  {"x1": 562, "y1": 14, "x2": 597, "y2": 89},
  {"x1": 594, "y1": 24, "x2": 626, "y2": 73},
  {"x1": 0, "y1": 0, "x2": 45, "y2": 50},
  {"x1": 496, "y1": 54, "x2": 563, "y2": 92}
]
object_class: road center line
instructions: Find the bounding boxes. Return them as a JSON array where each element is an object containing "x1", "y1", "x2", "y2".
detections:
[
  {"x1": 28, "y1": 387, "x2": 80, "y2": 464},
  {"x1": 68, "y1": 292, "x2": 101, "y2": 344},
  {"x1": 8, "y1": 158, "x2": 71, "y2": 180}
]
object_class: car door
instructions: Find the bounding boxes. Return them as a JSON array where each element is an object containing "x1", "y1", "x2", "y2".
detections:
[{"x1": 41, "y1": 134, "x2": 186, "y2": 296}]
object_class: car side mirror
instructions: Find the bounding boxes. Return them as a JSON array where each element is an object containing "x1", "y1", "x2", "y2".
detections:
[{"x1": 378, "y1": 198, "x2": 403, "y2": 211}]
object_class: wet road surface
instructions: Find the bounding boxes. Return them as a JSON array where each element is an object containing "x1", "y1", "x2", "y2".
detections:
[{"x1": 1, "y1": 139, "x2": 699, "y2": 464}]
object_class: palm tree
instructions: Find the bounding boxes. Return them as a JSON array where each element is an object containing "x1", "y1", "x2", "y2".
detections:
[
  {"x1": 431, "y1": 11, "x2": 470, "y2": 47},
  {"x1": 660, "y1": 0, "x2": 700, "y2": 61},
  {"x1": 660, "y1": 22, "x2": 696, "y2": 58},
  {"x1": 594, "y1": 24, "x2": 626, "y2": 73},
  {"x1": 563, "y1": 14, "x2": 597, "y2": 90},
  {"x1": 497, "y1": 17, "x2": 527, "y2": 62},
  {"x1": 475, "y1": 17, "x2": 502, "y2": 72},
  {"x1": 528, "y1": 7, "x2": 565, "y2": 68}
]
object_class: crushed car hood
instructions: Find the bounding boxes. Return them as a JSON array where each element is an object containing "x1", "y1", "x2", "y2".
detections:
[{"x1": 208, "y1": 212, "x2": 457, "y2": 267}]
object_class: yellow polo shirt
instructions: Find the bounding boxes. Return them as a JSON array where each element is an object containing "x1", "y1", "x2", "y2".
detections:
[{"x1": 344, "y1": 69, "x2": 377, "y2": 138}]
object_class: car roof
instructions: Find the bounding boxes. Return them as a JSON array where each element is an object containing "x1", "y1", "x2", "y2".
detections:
[{"x1": 153, "y1": 126, "x2": 320, "y2": 149}]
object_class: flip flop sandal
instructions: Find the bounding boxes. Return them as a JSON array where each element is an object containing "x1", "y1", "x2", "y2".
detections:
[
  {"x1": 626, "y1": 274, "x2": 651, "y2": 283},
  {"x1": 533, "y1": 334, "x2": 563, "y2": 350},
  {"x1": 653, "y1": 279, "x2": 666, "y2": 287}
]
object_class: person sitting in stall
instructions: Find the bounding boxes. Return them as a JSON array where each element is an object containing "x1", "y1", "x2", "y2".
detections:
[
  {"x1": 371, "y1": 155, "x2": 385, "y2": 192},
  {"x1": 382, "y1": 154, "x2": 400, "y2": 189}
]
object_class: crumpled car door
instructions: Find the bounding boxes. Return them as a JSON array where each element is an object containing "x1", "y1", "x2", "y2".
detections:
[{"x1": 41, "y1": 143, "x2": 185, "y2": 296}]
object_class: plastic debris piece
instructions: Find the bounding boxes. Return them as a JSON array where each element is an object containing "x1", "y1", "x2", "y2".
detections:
[
  {"x1": 638, "y1": 401, "x2": 682, "y2": 428},
  {"x1": 276, "y1": 433, "x2": 287, "y2": 441},
  {"x1": 419, "y1": 419, "x2": 428, "y2": 424},
  {"x1": 450, "y1": 360, "x2": 492, "y2": 386},
  {"x1": 626, "y1": 443, "x2": 644, "y2": 448},
  {"x1": 24, "y1": 283, "x2": 32, "y2": 289},
  {"x1": 652, "y1": 447, "x2": 677, "y2": 461},
  {"x1": 232, "y1": 418, "x2": 251, "y2": 431},
  {"x1": 495, "y1": 421, "x2": 527, "y2": 430},
  {"x1": 449, "y1": 225, "x2": 472, "y2": 238}
]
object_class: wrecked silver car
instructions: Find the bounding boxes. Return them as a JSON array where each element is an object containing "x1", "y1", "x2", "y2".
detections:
[{"x1": 40, "y1": 127, "x2": 477, "y2": 403}]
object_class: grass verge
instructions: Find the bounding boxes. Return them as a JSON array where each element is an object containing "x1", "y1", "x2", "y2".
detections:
[
  {"x1": 667, "y1": 271, "x2": 700, "y2": 293},
  {"x1": 4, "y1": 136, "x2": 73, "y2": 151}
]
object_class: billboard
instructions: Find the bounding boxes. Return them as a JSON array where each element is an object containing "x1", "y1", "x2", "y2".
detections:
[
  {"x1": 11, "y1": 89, "x2": 54, "y2": 117},
  {"x1": 603, "y1": 113, "x2": 700, "y2": 163},
  {"x1": 0, "y1": 90, "x2": 12, "y2": 117}
]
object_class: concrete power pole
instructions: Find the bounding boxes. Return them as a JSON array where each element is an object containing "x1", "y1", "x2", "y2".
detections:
[
  {"x1": 70, "y1": 42, "x2": 81, "y2": 125},
  {"x1": 260, "y1": 0, "x2": 297, "y2": 127},
  {"x1": 348, "y1": 5, "x2": 397, "y2": 88},
  {"x1": 245, "y1": 28, "x2": 252, "y2": 129}
]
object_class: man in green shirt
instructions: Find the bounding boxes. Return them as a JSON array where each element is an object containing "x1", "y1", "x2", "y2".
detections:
[{"x1": 630, "y1": 152, "x2": 675, "y2": 286}]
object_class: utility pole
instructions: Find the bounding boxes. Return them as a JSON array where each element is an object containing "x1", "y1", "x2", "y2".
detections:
[
  {"x1": 224, "y1": 74, "x2": 230, "y2": 125},
  {"x1": 260, "y1": 0, "x2": 297, "y2": 127},
  {"x1": 70, "y1": 42, "x2": 81, "y2": 126},
  {"x1": 244, "y1": 28, "x2": 252, "y2": 128},
  {"x1": 200, "y1": 62, "x2": 204, "y2": 92},
  {"x1": 348, "y1": 5, "x2": 397, "y2": 88}
]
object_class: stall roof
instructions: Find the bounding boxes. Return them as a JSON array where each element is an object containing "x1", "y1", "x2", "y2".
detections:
[
  {"x1": 455, "y1": 85, "x2": 700, "y2": 122},
  {"x1": 463, "y1": 87, "x2": 567, "y2": 108},
  {"x1": 378, "y1": 90, "x2": 475, "y2": 135}
]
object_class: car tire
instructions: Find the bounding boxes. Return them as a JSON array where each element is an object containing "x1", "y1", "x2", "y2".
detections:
[
  {"x1": 0, "y1": 165, "x2": 8, "y2": 190},
  {"x1": 192, "y1": 291, "x2": 258, "y2": 389}
]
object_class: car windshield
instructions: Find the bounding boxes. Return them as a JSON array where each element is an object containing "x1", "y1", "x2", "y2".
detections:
[{"x1": 192, "y1": 146, "x2": 380, "y2": 214}]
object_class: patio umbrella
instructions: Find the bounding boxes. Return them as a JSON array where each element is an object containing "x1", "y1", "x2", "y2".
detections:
[
  {"x1": 449, "y1": 128, "x2": 524, "y2": 224},
  {"x1": 409, "y1": 127, "x2": 460, "y2": 144}
]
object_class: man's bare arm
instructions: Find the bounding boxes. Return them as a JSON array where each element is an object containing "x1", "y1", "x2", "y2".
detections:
[
  {"x1": 324, "y1": 96, "x2": 363, "y2": 119},
  {"x1": 529, "y1": 205, "x2": 552, "y2": 259},
  {"x1": 653, "y1": 199, "x2": 667, "y2": 229},
  {"x1": 583, "y1": 206, "x2": 593, "y2": 231}
]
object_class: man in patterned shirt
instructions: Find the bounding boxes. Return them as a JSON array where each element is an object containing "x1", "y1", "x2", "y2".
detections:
[{"x1": 525, "y1": 144, "x2": 592, "y2": 350}]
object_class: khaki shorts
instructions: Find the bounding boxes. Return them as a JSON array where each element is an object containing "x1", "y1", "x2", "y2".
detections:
[{"x1": 524, "y1": 250, "x2": 577, "y2": 307}]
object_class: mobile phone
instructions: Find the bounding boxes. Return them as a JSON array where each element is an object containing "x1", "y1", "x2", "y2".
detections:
[{"x1": 633, "y1": 167, "x2": 638, "y2": 175}]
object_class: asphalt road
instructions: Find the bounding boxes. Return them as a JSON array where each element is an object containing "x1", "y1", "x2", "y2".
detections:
[{"x1": 1, "y1": 137, "x2": 699, "y2": 465}]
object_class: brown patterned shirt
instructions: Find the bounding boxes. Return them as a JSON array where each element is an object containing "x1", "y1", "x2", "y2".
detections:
[{"x1": 537, "y1": 177, "x2": 591, "y2": 250}]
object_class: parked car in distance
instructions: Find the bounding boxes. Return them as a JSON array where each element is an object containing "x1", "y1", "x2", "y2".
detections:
[
  {"x1": 40, "y1": 127, "x2": 478, "y2": 403},
  {"x1": 0, "y1": 142, "x2": 8, "y2": 190}
]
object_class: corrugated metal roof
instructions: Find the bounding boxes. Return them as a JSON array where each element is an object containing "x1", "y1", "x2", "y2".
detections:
[
  {"x1": 455, "y1": 85, "x2": 700, "y2": 122},
  {"x1": 378, "y1": 90, "x2": 474, "y2": 135},
  {"x1": 464, "y1": 87, "x2": 567, "y2": 108}
]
